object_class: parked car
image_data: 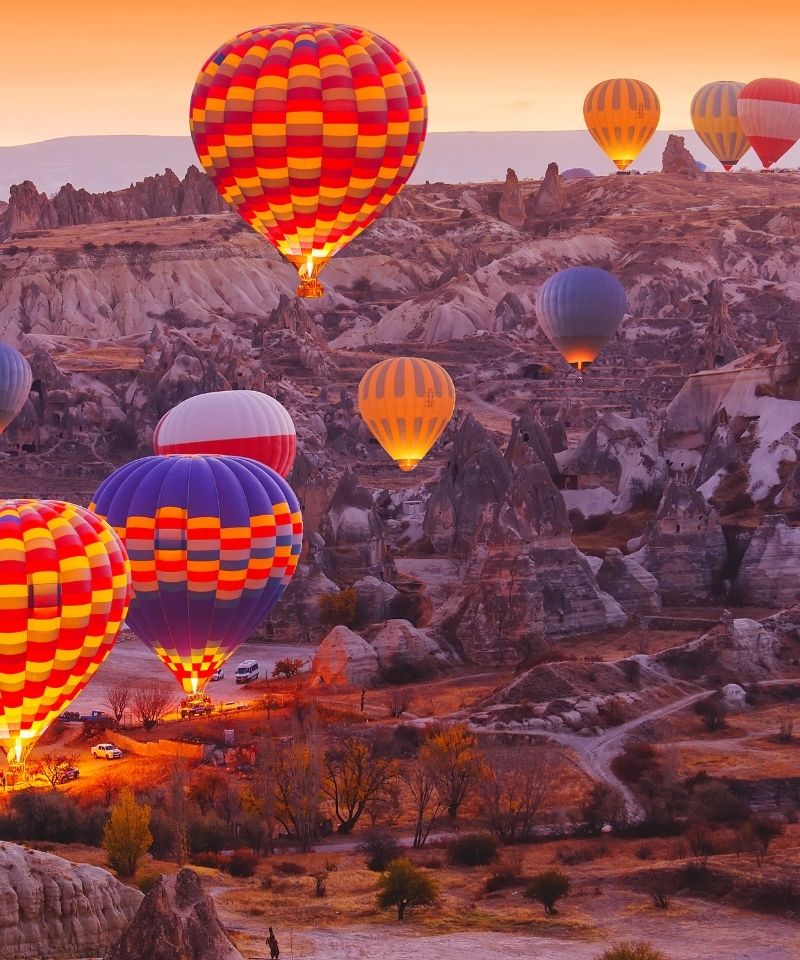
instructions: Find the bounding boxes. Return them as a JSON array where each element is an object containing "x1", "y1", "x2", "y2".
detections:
[
  {"x1": 91, "y1": 743, "x2": 122, "y2": 760},
  {"x1": 55, "y1": 765, "x2": 80, "y2": 783},
  {"x1": 234, "y1": 660, "x2": 259, "y2": 684},
  {"x1": 210, "y1": 668, "x2": 224, "y2": 681}
]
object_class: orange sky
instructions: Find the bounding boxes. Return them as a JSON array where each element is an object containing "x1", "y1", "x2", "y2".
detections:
[{"x1": 1, "y1": 1, "x2": 797, "y2": 144}]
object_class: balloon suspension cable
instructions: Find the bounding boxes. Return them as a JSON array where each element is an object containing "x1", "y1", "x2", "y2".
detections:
[{"x1": 296, "y1": 256, "x2": 325, "y2": 299}]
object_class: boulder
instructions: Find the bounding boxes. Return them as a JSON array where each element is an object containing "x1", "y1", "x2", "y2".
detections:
[
  {"x1": 661, "y1": 134, "x2": 699, "y2": 177},
  {"x1": 735, "y1": 514, "x2": 800, "y2": 607},
  {"x1": 596, "y1": 548, "x2": 661, "y2": 616},
  {"x1": 365, "y1": 619, "x2": 443, "y2": 668},
  {"x1": 105, "y1": 868, "x2": 242, "y2": 960},
  {"x1": 311, "y1": 625, "x2": 380, "y2": 687},
  {"x1": 352, "y1": 575, "x2": 401, "y2": 625},
  {"x1": 498, "y1": 168, "x2": 526, "y2": 228},
  {"x1": 0, "y1": 842, "x2": 141, "y2": 960}
]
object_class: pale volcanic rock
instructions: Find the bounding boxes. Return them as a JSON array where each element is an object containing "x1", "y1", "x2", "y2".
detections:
[
  {"x1": 595, "y1": 547, "x2": 661, "y2": 616},
  {"x1": 365, "y1": 618, "x2": 444, "y2": 668},
  {"x1": 661, "y1": 134, "x2": 699, "y2": 177},
  {"x1": 311, "y1": 624, "x2": 380, "y2": 688},
  {"x1": 272, "y1": 565, "x2": 341, "y2": 642},
  {"x1": 632, "y1": 478, "x2": 727, "y2": 604},
  {"x1": 528, "y1": 162, "x2": 566, "y2": 218},
  {"x1": 498, "y1": 167, "x2": 526, "y2": 228},
  {"x1": 352, "y1": 575, "x2": 401, "y2": 625},
  {"x1": 735, "y1": 514, "x2": 800, "y2": 607},
  {"x1": 699, "y1": 279, "x2": 742, "y2": 372},
  {"x1": 105, "y1": 868, "x2": 242, "y2": 960},
  {"x1": 320, "y1": 469, "x2": 394, "y2": 584},
  {"x1": 0, "y1": 841, "x2": 142, "y2": 960},
  {"x1": 504, "y1": 410, "x2": 559, "y2": 476},
  {"x1": 423, "y1": 414, "x2": 512, "y2": 554},
  {"x1": 558, "y1": 413, "x2": 667, "y2": 514}
]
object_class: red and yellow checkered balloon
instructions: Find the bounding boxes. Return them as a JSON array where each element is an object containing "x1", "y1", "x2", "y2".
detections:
[
  {"x1": 0, "y1": 501, "x2": 131, "y2": 765},
  {"x1": 190, "y1": 22, "x2": 427, "y2": 297}
]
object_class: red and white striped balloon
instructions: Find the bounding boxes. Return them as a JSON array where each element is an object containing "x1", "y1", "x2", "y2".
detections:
[
  {"x1": 738, "y1": 78, "x2": 800, "y2": 169},
  {"x1": 154, "y1": 391, "x2": 297, "y2": 477}
]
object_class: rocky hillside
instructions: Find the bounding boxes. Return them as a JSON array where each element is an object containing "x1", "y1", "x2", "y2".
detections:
[{"x1": 2, "y1": 159, "x2": 800, "y2": 671}]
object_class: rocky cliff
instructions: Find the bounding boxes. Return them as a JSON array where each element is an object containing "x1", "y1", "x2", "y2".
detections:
[{"x1": 0, "y1": 842, "x2": 142, "y2": 960}]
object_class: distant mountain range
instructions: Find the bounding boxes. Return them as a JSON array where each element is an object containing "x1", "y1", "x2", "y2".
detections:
[{"x1": 2, "y1": 132, "x2": 799, "y2": 200}]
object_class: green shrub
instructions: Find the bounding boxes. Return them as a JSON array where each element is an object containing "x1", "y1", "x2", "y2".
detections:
[
  {"x1": 359, "y1": 828, "x2": 401, "y2": 872},
  {"x1": 524, "y1": 869, "x2": 571, "y2": 915},
  {"x1": 226, "y1": 849, "x2": 260, "y2": 878},
  {"x1": 597, "y1": 944, "x2": 670, "y2": 960},
  {"x1": 135, "y1": 871, "x2": 161, "y2": 894}
]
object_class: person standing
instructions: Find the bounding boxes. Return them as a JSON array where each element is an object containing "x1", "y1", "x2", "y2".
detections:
[{"x1": 266, "y1": 926, "x2": 279, "y2": 960}]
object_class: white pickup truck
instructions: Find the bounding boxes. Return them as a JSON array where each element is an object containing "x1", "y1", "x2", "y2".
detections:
[{"x1": 91, "y1": 743, "x2": 122, "y2": 760}]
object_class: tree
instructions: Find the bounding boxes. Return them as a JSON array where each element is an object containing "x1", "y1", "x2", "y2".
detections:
[
  {"x1": 581, "y1": 782, "x2": 627, "y2": 834},
  {"x1": 736, "y1": 814, "x2": 783, "y2": 866},
  {"x1": 524, "y1": 869, "x2": 571, "y2": 915},
  {"x1": 402, "y1": 756, "x2": 444, "y2": 848},
  {"x1": 272, "y1": 721, "x2": 321, "y2": 853},
  {"x1": 597, "y1": 944, "x2": 670, "y2": 960},
  {"x1": 376, "y1": 858, "x2": 438, "y2": 920},
  {"x1": 240, "y1": 725, "x2": 278, "y2": 854},
  {"x1": 104, "y1": 680, "x2": 132, "y2": 726},
  {"x1": 479, "y1": 747, "x2": 552, "y2": 843},
  {"x1": 421, "y1": 723, "x2": 480, "y2": 819},
  {"x1": 272, "y1": 657, "x2": 305, "y2": 679},
  {"x1": 131, "y1": 682, "x2": 174, "y2": 730},
  {"x1": 323, "y1": 736, "x2": 398, "y2": 834},
  {"x1": 318, "y1": 588, "x2": 357, "y2": 627},
  {"x1": 30, "y1": 752, "x2": 77, "y2": 791},
  {"x1": 102, "y1": 788, "x2": 153, "y2": 878}
]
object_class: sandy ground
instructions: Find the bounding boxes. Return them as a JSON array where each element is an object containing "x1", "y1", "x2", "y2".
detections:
[{"x1": 69, "y1": 637, "x2": 317, "y2": 717}]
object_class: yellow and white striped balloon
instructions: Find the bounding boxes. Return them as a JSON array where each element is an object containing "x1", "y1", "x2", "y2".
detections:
[{"x1": 691, "y1": 81, "x2": 750, "y2": 171}]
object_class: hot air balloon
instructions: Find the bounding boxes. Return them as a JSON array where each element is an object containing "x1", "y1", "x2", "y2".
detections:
[
  {"x1": 90, "y1": 456, "x2": 303, "y2": 695},
  {"x1": 154, "y1": 391, "x2": 297, "y2": 478},
  {"x1": 0, "y1": 500, "x2": 130, "y2": 768},
  {"x1": 691, "y1": 81, "x2": 750, "y2": 171},
  {"x1": 584, "y1": 79, "x2": 660, "y2": 171},
  {"x1": 535, "y1": 267, "x2": 627, "y2": 371},
  {"x1": 190, "y1": 23, "x2": 427, "y2": 298},
  {"x1": 0, "y1": 344, "x2": 32, "y2": 434},
  {"x1": 738, "y1": 78, "x2": 800, "y2": 169},
  {"x1": 358, "y1": 357, "x2": 455, "y2": 471}
]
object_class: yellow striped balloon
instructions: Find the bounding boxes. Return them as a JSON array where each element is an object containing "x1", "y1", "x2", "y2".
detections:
[
  {"x1": 358, "y1": 357, "x2": 455, "y2": 471},
  {"x1": 691, "y1": 81, "x2": 750, "y2": 171},
  {"x1": 584, "y1": 79, "x2": 660, "y2": 171}
]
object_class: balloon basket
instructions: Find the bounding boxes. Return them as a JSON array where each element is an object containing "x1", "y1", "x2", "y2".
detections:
[
  {"x1": 396, "y1": 458, "x2": 420, "y2": 472},
  {"x1": 296, "y1": 276, "x2": 325, "y2": 298}
]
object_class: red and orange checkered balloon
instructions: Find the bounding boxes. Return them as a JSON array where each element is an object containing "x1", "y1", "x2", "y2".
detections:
[
  {"x1": 190, "y1": 22, "x2": 427, "y2": 298},
  {"x1": 0, "y1": 500, "x2": 131, "y2": 765}
]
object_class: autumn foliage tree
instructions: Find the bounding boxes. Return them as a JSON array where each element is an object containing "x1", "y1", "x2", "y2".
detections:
[
  {"x1": 421, "y1": 723, "x2": 480, "y2": 819},
  {"x1": 102, "y1": 788, "x2": 153, "y2": 878},
  {"x1": 30, "y1": 752, "x2": 77, "y2": 790},
  {"x1": 131, "y1": 682, "x2": 174, "y2": 730},
  {"x1": 479, "y1": 746, "x2": 553, "y2": 843},
  {"x1": 318, "y1": 588, "x2": 358, "y2": 627},
  {"x1": 323, "y1": 736, "x2": 398, "y2": 834}
]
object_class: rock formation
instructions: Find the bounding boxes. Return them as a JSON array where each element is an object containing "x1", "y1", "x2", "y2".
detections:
[
  {"x1": 694, "y1": 420, "x2": 739, "y2": 489},
  {"x1": 631, "y1": 478, "x2": 727, "y2": 603},
  {"x1": 423, "y1": 414, "x2": 512, "y2": 554},
  {"x1": 661, "y1": 134, "x2": 699, "y2": 177},
  {"x1": 504, "y1": 409, "x2": 559, "y2": 477},
  {"x1": 311, "y1": 625, "x2": 380, "y2": 687},
  {"x1": 0, "y1": 168, "x2": 227, "y2": 240},
  {"x1": 320, "y1": 469, "x2": 395, "y2": 584},
  {"x1": 365, "y1": 618, "x2": 444, "y2": 669},
  {"x1": 699, "y1": 279, "x2": 741, "y2": 371},
  {"x1": 0, "y1": 842, "x2": 141, "y2": 960},
  {"x1": 105, "y1": 868, "x2": 243, "y2": 960},
  {"x1": 735, "y1": 514, "x2": 800, "y2": 607},
  {"x1": 498, "y1": 168, "x2": 526, "y2": 228},
  {"x1": 595, "y1": 548, "x2": 661, "y2": 616},
  {"x1": 529, "y1": 162, "x2": 566, "y2": 217}
]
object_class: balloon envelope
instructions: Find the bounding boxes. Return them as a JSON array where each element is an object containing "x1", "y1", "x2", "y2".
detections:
[
  {"x1": 154, "y1": 391, "x2": 297, "y2": 478},
  {"x1": 90, "y1": 456, "x2": 303, "y2": 694},
  {"x1": 190, "y1": 22, "x2": 427, "y2": 298},
  {"x1": 535, "y1": 267, "x2": 627, "y2": 371},
  {"x1": 0, "y1": 344, "x2": 32, "y2": 434},
  {"x1": 358, "y1": 357, "x2": 455, "y2": 471},
  {"x1": 691, "y1": 81, "x2": 750, "y2": 171},
  {"x1": 738, "y1": 78, "x2": 800, "y2": 168},
  {"x1": 584, "y1": 79, "x2": 660, "y2": 171},
  {"x1": 0, "y1": 500, "x2": 130, "y2": 765}
]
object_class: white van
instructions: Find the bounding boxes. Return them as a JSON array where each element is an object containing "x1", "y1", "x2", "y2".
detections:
[{"x1": 235, "y1": 659, "x2": 259, "y2": 684}]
